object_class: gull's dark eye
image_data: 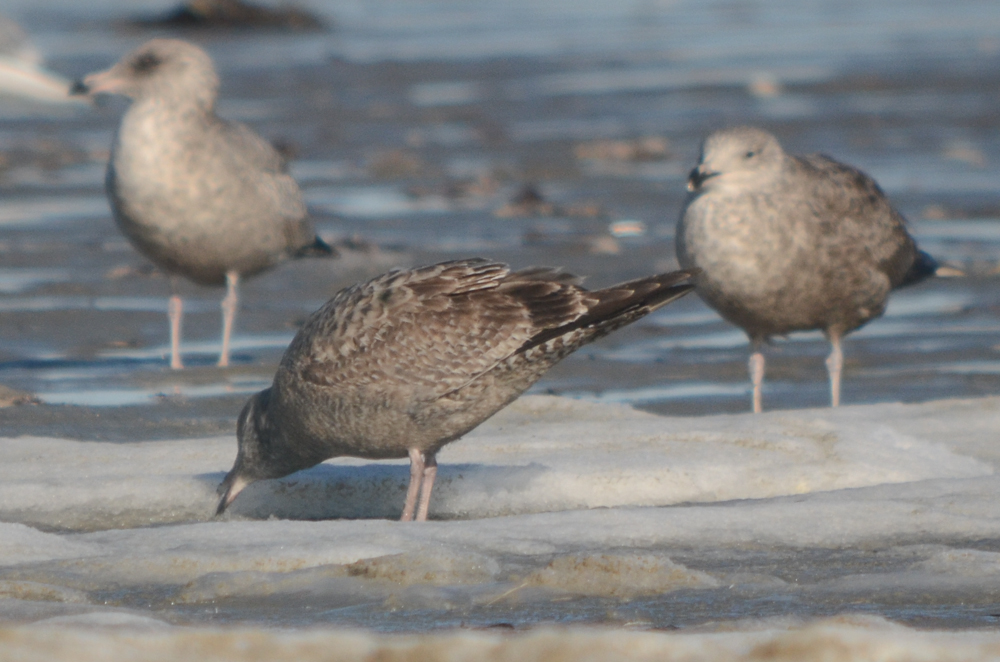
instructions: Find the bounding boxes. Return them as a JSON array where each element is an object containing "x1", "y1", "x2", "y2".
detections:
[
  {"x1": 744, "y1": 150, "x2": 756, "y2": 159},
  {"x1": 132, "y1": 52, "x2": 162, "y2": 75}
]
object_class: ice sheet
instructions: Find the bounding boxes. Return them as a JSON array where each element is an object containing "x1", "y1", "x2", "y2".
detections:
[
  {"x1": 0, "y1": 398, "x2": 996, "y2": 580},
  {"x1": 0, "y1": 396, "x2": 990, "y2": 532},
  {"x1": 2, "y1": 394, "x2": 1000, "y2": 646}
]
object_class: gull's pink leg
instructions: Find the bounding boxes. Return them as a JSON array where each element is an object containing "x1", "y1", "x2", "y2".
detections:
[
  {"x1": 400, "y1": 448, "x2": 425, "y2": 522},
  {"x1": 218, "y1": 270, "x2": 239, "y2": 368},
  {"x1": 749, "y1": 340, "x2": 765, "y2": 414},
  {"x1": 826, "y1": 331, "x2": 843, "y2": 408},
  {"x1": 415, "y1": 454, "x2": 438, "y2": 522},
  {"x1": 168, "y1": 293, "x2": 183, "y2": 370},
  {"x1": 167, "y1": 277, "x2": 185, "y2": 370}
]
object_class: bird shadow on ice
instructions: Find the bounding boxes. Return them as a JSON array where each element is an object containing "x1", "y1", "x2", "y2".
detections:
[{"x1": 210, "y1": 462, "x2": 550, "y2": 522}]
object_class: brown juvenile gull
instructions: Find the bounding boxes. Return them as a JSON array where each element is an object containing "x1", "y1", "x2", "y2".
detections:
[
  {"x1": 72, "y1": 38, "x2": 333, "y2": 369},
  {"x1": 677, "y1": 126, "x2": 937, "y2": 413},
  {"x1": 216, "y1": 258, "x2": 697, "y2": 521}
]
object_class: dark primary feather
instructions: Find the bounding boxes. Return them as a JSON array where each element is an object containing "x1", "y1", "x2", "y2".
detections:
[
  {"x1": 521, "y1": 270, "x2": 696, "y2": 353},
  {"x1": 293, "y1": 235, "x2": 337, "y2": 258},
  {"x1": 900, "y1": 249, "x2": 939, "y2": 288}
]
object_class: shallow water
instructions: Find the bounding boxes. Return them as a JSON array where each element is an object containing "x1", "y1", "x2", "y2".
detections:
[
  {"x1": 2, "y1": 0, "x2": 1000, "y2": 415},
  {"x1": 3, "y1": 0, "x2": 1000, "y2": 639}
]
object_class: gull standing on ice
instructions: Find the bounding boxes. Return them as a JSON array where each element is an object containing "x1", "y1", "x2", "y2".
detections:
[
  {"x1": 217, "y1": 259, "x2": 697, "y2": 521},
  {"x1": 677, "y1": 126, "x2": 936, "y2": 413},
  {"x1": 72, "y1": 39, "x2": 333, "y2": 369}
]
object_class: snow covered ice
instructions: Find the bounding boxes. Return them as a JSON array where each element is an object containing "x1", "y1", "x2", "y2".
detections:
[{"x1": 4, "y1": 395, "x2": 1000, "y2": 658}]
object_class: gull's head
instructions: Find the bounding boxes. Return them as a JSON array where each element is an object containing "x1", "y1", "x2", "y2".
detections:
[
  {"x1": 72, "y1": 38, "x2": 219, "y2": 110},
  {"x1": 216, "y1": 388, "x2": 274, "y2": 516},
  {"x1": 687, "y1": 126, "x2": 785, "y2": 194}
]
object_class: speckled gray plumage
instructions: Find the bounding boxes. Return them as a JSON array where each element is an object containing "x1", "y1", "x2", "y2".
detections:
[
  {"x1": 77, "y1": 39, "x2": 331, "y2": 367},
  {"x1": 217, "y1": 258, "x2": 696, "y2": 518},
  {"x1": 677, "y1": 126, "x2": 935, "y2": 410},
  {"x1": 87, "y1": 38, "x2": 318, "y2": 286}
]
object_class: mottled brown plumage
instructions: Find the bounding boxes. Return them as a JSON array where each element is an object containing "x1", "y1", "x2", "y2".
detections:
[{"x1": 217, "y1": 259, "x2": 696, "y2": 520}]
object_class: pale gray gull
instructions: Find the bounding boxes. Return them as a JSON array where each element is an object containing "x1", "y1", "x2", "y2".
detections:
[
  {"x1": 217, "y1": 258, "x2": 697, "y2": 521},
  {"x1": 72, "y1": 38, "x2": 333, "y2": 369},
  {"x1": 677, "y1": 126, "x2": 936, "y2": 413}
]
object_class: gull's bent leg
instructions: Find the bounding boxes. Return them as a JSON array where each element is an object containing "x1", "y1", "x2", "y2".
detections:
[
  {"x1": 415, "y1": 454, "x2": 438, "y2": 522},
  {"x1": 400, "y1": 448, "x2": 426, "y2": 522}
]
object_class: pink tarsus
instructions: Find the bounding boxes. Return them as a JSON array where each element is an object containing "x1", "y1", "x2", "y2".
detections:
[{"x1": 400, "y1": 448, "x2": 438, "y2": 522}]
